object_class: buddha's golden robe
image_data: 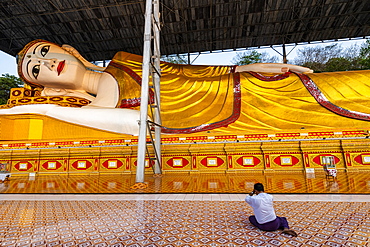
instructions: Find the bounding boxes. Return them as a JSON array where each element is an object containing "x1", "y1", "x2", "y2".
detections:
[{"x1": 105, "y1": 51, "x2": 370, "y2": 134}]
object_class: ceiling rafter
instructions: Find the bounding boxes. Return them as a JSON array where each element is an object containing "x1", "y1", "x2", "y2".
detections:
[{"x1": 0, "y1": 0, "x2": 368, "y2": 61}]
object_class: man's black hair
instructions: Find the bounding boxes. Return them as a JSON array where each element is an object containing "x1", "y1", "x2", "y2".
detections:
[{"x1": 254, "y1": 183, "x2": 264, "y2": 192}]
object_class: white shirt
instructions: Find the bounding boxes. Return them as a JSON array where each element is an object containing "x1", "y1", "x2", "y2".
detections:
[{"x1": 245, "y1": 192, "x2": 277, "y2": 224}]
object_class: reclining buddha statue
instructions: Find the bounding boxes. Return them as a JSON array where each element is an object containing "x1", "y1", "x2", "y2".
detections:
[{"x1": 0, "y1": 39, "x2": 369, "y2": 139}]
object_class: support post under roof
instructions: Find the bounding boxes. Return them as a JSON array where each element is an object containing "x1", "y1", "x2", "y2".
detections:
[{"x1": 134, "y1": 0, "x2": 162, "y2": 186}]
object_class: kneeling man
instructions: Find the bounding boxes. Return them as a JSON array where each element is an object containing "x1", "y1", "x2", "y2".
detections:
[{"x1": 245, "y1": 183, "x2": 298, "y2": 236}]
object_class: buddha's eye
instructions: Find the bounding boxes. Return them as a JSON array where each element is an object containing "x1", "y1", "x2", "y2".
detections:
[
  {"x1": 32, "y1": 65, "x2": 40, "y2": 79},
  {"x1": 40, "y1": 46, "x2": 50, "y2": 57}
]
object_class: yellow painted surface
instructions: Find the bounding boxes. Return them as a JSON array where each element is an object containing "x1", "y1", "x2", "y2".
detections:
[
  {"x1": 13, "y1": 119, "x2": 31, "y2": 140},
  {"x1": 2, "y1": 69, "x2": 370, "y2": 139},
  {"x1": 28, "y1": 119, "x2": 43, "y2": 139},
  {"x1": 0, "y1": 114, "x2": 127, "y2": 140},
  {"x1": 2, "y1": 56, "x2": 370, "y2": 174},
  {"x1": 112, "y1": 53, "x2": 370, "y2": 133}
]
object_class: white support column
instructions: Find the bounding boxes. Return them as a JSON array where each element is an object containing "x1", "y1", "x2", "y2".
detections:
[
  {"x1": 152, "y1": 0, "x2": 162, "y2": 174},
  {"x1": 135, "y1": 0, "x2": 153, "y2": 183}
]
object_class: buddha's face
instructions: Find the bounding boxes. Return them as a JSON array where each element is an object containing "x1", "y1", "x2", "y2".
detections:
[{"x1": 20, "y1": 41, "x2": 86, "y2": 89}]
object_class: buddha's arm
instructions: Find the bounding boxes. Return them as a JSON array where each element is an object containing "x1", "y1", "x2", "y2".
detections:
[
  {"x1": 87, "y1": 73, "x2": 120, "y2": 108},
  {"x1": 235, "y1": 63, "x2": 313, "y2": 73},
  {"x1": 41, "y1": 88, "x2": 96, "y2": 101},
  {"x1": 39, "y1": 73, "x2": 120, "y2": 108}
]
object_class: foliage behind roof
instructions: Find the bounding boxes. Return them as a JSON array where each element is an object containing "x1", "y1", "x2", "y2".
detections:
[{"x1": 0, "y1": 0, "x2": 369, "y2": 61}]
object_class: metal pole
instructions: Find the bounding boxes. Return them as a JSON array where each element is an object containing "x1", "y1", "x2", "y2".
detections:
[
  {"x1": 135, "y1": 0, "x2": 153, "y2": 183},
  {"x1": 282, "y1": 43, "x2": 288, "y2": 64},
  {"x1": 152, "y1": 0, "x2": 162, "y2": 175}
]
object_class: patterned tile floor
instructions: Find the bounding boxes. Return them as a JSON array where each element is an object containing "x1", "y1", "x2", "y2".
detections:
[
  {"x1": 0, "y1": 172, "x2": 369, "y2": 246},
  {"x1": 0, "y1": 170, "x2": 369, "y2": 194},
  {"x1": 0, "y1": 195, "x2": 369, "y2": 247}
]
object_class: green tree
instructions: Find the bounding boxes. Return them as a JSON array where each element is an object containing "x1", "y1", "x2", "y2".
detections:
[
  {"x1": 300, "y1": 61, "x2": 326, "y2": 72},
  {"x1": 359, "y1": 39, "x2": 370, "y2": 69},
  {"x1": 294, "y1": 44, "x2": 343, "y2": 72},
  {"x1": 231, "y1": 50, "x2": 278, "y2": 65},
  {"x1": 161, "y1": 54, "x2": 188, "y2": 64},
  {"x1": 325, "y1": 57, "x2": 353, "y2": 72},
  {"x1": 0, "y1": 74, "x2": 23, "y2": 105},
  {"x1": 293, "y1": 42, "x2": 368, "y2": 72}
]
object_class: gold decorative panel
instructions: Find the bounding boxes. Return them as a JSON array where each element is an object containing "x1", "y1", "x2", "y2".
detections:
[{"x1": 0, "y1": 131, "x2": 370, "y2": 174}]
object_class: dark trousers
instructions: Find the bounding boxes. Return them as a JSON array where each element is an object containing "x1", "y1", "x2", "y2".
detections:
[{"x1": 249, "y1": 215, "x2": 289, "y2": 231}]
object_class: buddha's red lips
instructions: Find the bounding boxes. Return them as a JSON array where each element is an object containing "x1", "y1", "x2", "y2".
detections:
[{"x1": 57, "y1": 60, "x2": 65, "y2": 75}]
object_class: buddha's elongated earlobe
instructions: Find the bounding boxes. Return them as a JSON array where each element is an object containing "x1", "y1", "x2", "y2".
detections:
[{"x1": 62, "y1": 44, "x2": 106, "y2": 72}]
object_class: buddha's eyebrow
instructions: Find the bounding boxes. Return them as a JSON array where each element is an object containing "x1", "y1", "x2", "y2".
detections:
[
  {"x1": 26, "y1": 60, "x2": 31, "y2": 78},
  {"x1": 33, "y1": 44, "x2": 42, "y2": 54}
]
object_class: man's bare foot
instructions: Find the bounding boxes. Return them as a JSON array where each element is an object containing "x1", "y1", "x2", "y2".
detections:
[{"x1": 282, "y1": 228, "x2": 298, "y2": 237}]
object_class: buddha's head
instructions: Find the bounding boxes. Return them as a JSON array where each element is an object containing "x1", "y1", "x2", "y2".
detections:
[{"x1": 17, "y1": 40, "x2": 103, "y2": 90}]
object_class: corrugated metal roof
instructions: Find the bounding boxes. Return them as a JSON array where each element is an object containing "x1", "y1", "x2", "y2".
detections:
[{"x1": 0, "y1": 0, "x2": 369, "y2": 61}]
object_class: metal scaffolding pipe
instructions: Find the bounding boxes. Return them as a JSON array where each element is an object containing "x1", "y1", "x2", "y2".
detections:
[
  {"x1": 135, "y1": 0, "x2": 153, "y2": 183},
  {"x1": 152, "y1": 0, "x2": 162, "y2": 175}
]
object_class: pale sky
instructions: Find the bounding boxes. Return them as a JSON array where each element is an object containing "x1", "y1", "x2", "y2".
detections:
[
  {"x1": 0, "y1": 51, "x2": 17, "y2": 76},
  {"x1": 0, "y1": 38, "x2": 367, "y2": 77}
]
